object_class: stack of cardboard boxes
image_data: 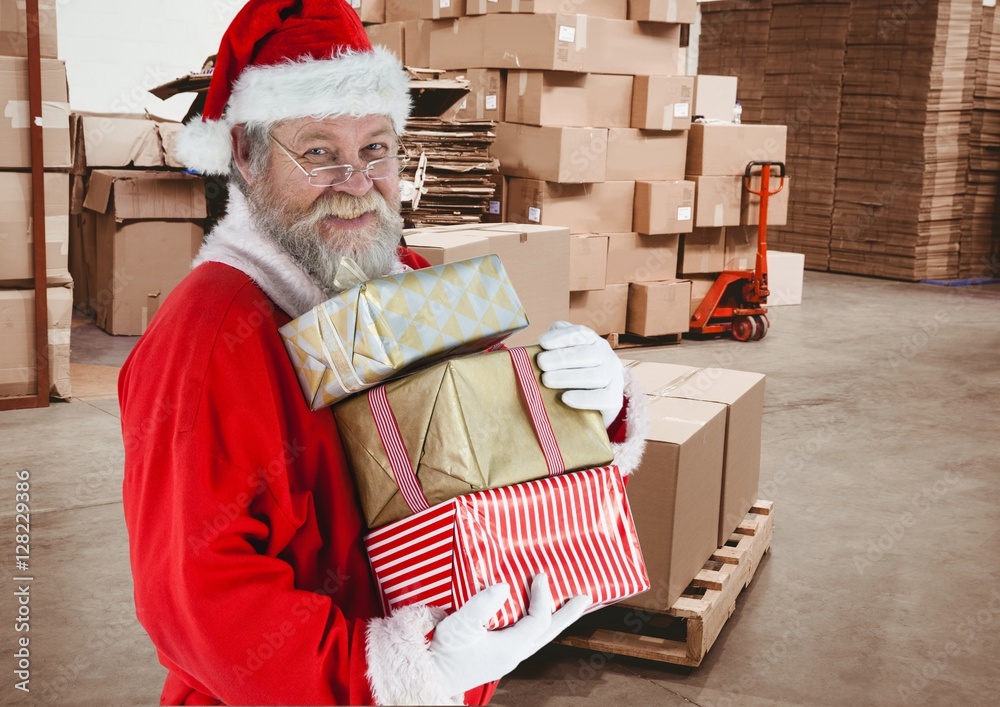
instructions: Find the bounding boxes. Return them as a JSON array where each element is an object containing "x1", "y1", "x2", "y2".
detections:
[
  {"x1": 0, "y1": 0, "x2": 73, "y2": 399},
  {"x1": 360, "y1": 0, "x2": 790, "y2": 341},
  {"x1": 69, "y1": 113, "x2": 207, "y2": 336}
]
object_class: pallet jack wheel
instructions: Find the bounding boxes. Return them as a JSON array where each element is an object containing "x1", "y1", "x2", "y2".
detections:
[
  {"x1": 732, "y1": 316, "x2": 757, "y2": 342},
  {"x1": 752, "y1": 314, "x2": 770, "y2": 340}
]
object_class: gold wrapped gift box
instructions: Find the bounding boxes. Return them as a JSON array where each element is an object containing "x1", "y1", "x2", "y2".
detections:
[
  {"x1": 280, "y1": 255, "x2": 529, "y2": 409},
  {"x1": 334, "y1": 345, "x2": 615, "y2": 529}
]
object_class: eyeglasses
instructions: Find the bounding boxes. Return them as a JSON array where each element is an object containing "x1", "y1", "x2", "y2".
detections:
[{"x1": 270, "y1": 136, "x2": 409, "y2": 188}]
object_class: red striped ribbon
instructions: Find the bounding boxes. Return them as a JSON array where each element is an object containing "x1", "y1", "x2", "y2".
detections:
[
  {"x1": 508, "y1": 347, "x2": 566, "y2": 476},
  {"x1": 368, "y1": 385, "x2": 431, "y2": 514}
]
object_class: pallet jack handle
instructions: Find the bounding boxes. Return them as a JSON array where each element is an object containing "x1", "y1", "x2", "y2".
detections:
[{"x1": 743, "y1": 161, "x2": 786, "y2": 303}]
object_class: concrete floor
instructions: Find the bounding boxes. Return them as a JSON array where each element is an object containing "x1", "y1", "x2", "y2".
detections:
[{"x1": 1, "y1": 270, "x2": 999, "y2": 706}]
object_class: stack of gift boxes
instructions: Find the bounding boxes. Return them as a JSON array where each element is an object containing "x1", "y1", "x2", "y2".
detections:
[
  {"x1": 0, "y1": 0, "x2": 73, "y2": 400},
  {"x1": 279, "y1": 251, "x2": 768, "y2": 619},
  {"x1": 357, "y1": 0, "x2": 792, "y2": 341}
]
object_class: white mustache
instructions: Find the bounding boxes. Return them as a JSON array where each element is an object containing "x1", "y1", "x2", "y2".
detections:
[{"x1": 308, "y1": 192, "x2": 384, "y2": 221}]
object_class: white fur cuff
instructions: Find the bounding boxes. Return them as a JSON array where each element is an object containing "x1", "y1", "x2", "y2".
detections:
[
  {"x1": 366, "y1": 604, "x2": 463, "y2": 706},
  {"x1": 612, "y1": 365, "x2": 649, "y2": 476}
]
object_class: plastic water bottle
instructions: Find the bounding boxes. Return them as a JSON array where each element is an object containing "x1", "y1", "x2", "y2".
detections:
[{"x1": 733, "y1": 100, "x2": 743, "y2": 125}]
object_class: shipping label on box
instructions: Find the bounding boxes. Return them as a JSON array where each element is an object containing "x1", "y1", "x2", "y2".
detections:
[
  {"x1": 690, "y1": 174, "x2": 742, "y2": 228},
  {"x1": 606, "y1": 128, "x2": 687, "y2": 181},
  {"x1": 633, "y1": 180, "x2": 695, "y2": 235},
  {"x1": 494, "y1": 123, "x2": 608, "y2": 183},
  {"x1": 631, "y1": 75, "x2": 694, "y2": 131},
  {"x1": 569, "y1": 234, "x2": 609, "y2": 291},
  {"x1": 605, "y1": 232, "x2": 679, "y2": 284},
  {"x1": 680, "y1": 227, "x2": 726, "y2": 275},
  {"x1": 619, "y1": 396, "x2": 726, "y2": 611},
  {"x1": 628, "y1": 0, "x2": 697, "y2": 23},
  {"x1": 83, "y1": 170, "x2": 206, "y2": 336},
  {"x1": 0, "y1": 0, "x2": 58, "y2": 58},
  {"x1": 365, "y1": 465, "x2": 649, "y2": 628},
  {"x1": 0, "y1": 286, "x2": 71, "y2": 399},
  {"x1": 507, "y1": 178, "x2": 634, "y2": 234},
  {"x1": 506, "y1": 71, "x2": 633, "y2": 128},
  {"x1": 0, "y1": 172, "x2": 70, "y2": 287},
  {"x1": 626, "y1": 279, "x2": 691, "y2": 337},
  {"x1": 741, "y1": 175, "x2": 790, "y2": 226},
  {"x1": 569, "y1": 283, "x2": 627, "y2": 335},
  {"x1": 0, "y1": 57, "x2": 71, "y2": 169},
  {"x1": 692, "y1": 75, "x2": 738, "y2": 122},
  {"x1": 686, "y1": 123, "x2": 787, "y2": 177}
]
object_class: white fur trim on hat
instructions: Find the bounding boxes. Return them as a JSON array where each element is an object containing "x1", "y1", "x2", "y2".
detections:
[
  {"x1": 366, "y1": 604, "x2": 463, "y2": 706},
  {"x1": 612, "y1": 365, "x2": 649, "y2": 476},
  {"x1": 231, "y1": 46, "x2": 410, "y2": 131},
  {"x1": 175, "y1": 46, "x2": 410, "y2": 176}
]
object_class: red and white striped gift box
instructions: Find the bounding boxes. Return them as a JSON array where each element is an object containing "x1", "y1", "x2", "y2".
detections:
[{"x1": 364, "y1": 465, "x2": 649, "y2": 629}]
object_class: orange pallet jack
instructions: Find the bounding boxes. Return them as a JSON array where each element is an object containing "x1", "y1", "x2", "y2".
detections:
[{"x1": 689, "y1": 161, "x2": 787, "y2": 341}]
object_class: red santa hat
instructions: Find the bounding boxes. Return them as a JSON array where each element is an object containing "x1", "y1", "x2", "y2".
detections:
[{"x1": 175, "y1": 0, "x2": 411, "y2": 176}]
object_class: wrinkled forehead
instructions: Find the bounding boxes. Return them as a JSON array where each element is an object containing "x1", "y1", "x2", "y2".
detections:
[{"x1": 273, "y1": 114, "x2": 397, "y2": 148}]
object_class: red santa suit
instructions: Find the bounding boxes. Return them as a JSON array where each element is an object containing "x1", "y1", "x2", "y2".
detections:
[{"x1": 119, "y1": 190, "x2": 648, "y2": 705}]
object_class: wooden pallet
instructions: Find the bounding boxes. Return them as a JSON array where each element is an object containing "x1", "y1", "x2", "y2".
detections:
[
  {"x1": 555, "y1": 500, "x2": 774, "y2": 667},
  {"x1": 606, "y1": 332, "x2": 683, "y2": 350}
]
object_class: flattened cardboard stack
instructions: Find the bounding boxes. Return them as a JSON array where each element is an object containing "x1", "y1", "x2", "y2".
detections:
[
  {"x1": 0, "y1": 3, "x2": 73, "y2": 400},
  {"x1": 962, "y1": 3, "x2": 1000, "y2": 279},
  {"x1": 760, "y1": 0, "x2": 850, "y2": 271},
  {"x1": 830, "y1": 0, "x2": 973, "y2": 280}
]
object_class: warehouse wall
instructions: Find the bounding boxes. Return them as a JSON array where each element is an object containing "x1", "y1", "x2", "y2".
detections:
[{"x1": 56, "y1": 0, "x2": 247, "y2": 121}]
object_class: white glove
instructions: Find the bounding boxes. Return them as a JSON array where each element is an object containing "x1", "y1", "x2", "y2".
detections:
[
  {"x1": 536, "y1": 321, "x2": 625, "y2": 428},
  {"x1": 429, "y1": 574, "x2": 590, "y2": 697}
]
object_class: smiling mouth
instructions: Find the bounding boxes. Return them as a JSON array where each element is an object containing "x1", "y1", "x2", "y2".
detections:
[{"x1": 324, "y1": 211, "x2": 374, "y2": 227}]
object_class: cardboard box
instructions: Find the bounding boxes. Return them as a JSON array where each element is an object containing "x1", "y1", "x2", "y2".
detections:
[
  {"x1": 0, "y1": 0, "x2": 58, "y2": 58},
  {"x1": 365, "y1": 22, "x2": 405, "y2": 61},
  {"x1": 633, "y1": 180, "x2": 695, "y2": 235},
  {"x1": 628, "y1": 362, "x2": 765, "y2": 546},
  {"x1": 569, "y1": 283, "x2": 627, "y2": 335},
  {"x1": 493, "y1": 123, "x2": 607, "y2": 183},
  {"x1": 741, "y1": 175, "x2": 790, "y2": 226},
  {"x1": 680, "y1": 227, "x2": 725, "y2": 275},
  {"x1": 569, "y1": 234, "x2": 609, "y2": 291},
  {"x1": 631, "y1": 75, "x2": 693, "y2": 131},
  {"x1": 766, "y1": 250, "x2": 804, "y2": 306},
  {"x1": 692, "y1": 75, "x2": 738, "y2": 122},
  {"x1": 0, "y1": 285, "x2": 71, "y2": 400},
  {"x1": 83, "y1": 170, "x2": 206, "y2": 335},
  {"x1": 402, "y1": 229, "x2": 492, "y2": 266},
  {"x1": 430, "y1": 14, "x2": 681, "y2": 74},
  {"x1": 505, "y1": 71, "x2": 633, "y2": 128},
  {"x1": 688, "y1": 276, "x2": 715, "y2": 317},
  {"x1": 70, "y1": 113, "x2": 163, "y2": 170},
  {"x1": 628, "y1": 0, "x2": 696, "y2": 23},
  {"x1": 626, "y1": 279, "x2": 691, "y2": 336},
  {"x1": 606, "y1": 232, "x2": 679, "y2": 284},
  {"x1": 385, "y1": 0, "x2": 422, "y2": 21},
  {"x1": 473, "y1": 223, "x2": 571, "y2": 346},
  {"x1": 507, "y1": 178, "x2": 635, "y2": 234},
  {"x1": 403, "y1": 19, "x2": 440, "y2": 67},
  {"x1": 686, "y1": 123, "x2": 787, "y2": 177},
  {"x1": 724, "y1": 225, "x2": 758, "y2": 271},
  {"x1": 466, "y1": 0, "x2": 489, "y2": 15},
  {"x1": 690, "y1": 174, "x2": 742, "y2": 227},
  {"x1": 347, "y1": 0, "x2": 386, "y2": 24},
  {"x1": 443, "y1": 69, "x2": 506, "y2": 122},
  {"x1": 619, "y1": 396, "x2": 726, "y2": 610},
  {"x1": 606, "y1": 128, "x2": 687, "y2": 181},
  {"x1": 0, "y1": 172, "x2": 70, "y2": 287},
  {"x1": 0, "y1": 57, "x2": 71, "y2": 169},
  {"x1": 487, "y1": 0, "x2": 627, "y2": 18},
  {"x1": 418, "y1": 0, "x2": 463, "y2": 20}
]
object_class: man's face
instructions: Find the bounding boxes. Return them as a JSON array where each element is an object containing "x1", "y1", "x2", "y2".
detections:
[{"x1": 242, "y1": 113, "x2": 405, "y2": 290}]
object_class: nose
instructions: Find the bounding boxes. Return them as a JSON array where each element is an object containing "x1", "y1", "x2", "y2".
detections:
[{"x1": 329, "y1": 167, "x2": 374, "y2": 198}]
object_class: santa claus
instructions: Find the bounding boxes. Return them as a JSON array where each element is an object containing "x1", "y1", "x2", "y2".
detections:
[{"x1": 119, "y1": 1, "x2": 647, "y2": 704}]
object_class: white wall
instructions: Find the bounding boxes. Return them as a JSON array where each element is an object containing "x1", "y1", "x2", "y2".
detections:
[{"x1": 56, "y1": 0, "x2": 248, "y2": 122}]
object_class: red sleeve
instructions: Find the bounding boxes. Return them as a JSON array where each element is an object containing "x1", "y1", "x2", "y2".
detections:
[
  {"x1": 398, "y1": 246, "x2": 431, "y2": 270},
  {"x1": 120, "y1": 270, "x2": 379, "y2": 705}
]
